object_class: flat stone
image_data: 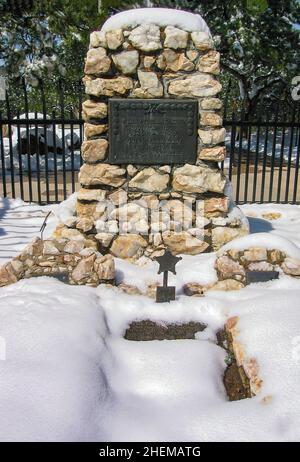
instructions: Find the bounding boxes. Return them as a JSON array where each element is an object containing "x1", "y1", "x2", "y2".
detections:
[
  {"x1": 157, "y1": 50, "x2": 194, "y2": 72},
  {"x1": 198, "y1": 51, "x2": 220, "y2": 74},
  {"x1": 76, "y1": 201, "x2": 106, "y2": 220},
  {"x1": 64, "y1": 239, "x2": 85, "y2": 254},
  {"x1": 10, "y1": 259, "x2": 24, "y2": 276},
  {"x1": 162, "y1": 231, "x2": 209, "y2": 255},
  {"x1": 76, "y1": 218, "x2": 94, "y2": 233},
  {"x1": 212, "y1": 227, "x2": 248, "y2": 250},
  {"x1": 71, "y1": 254, "x2": 96, "y2": 283},
  {"x1": 106, "y1": 29, "x2": 124, "y2": 50},
  {"x1": 84, "y1": 123, "x2": 108, "y2": 139},
  {"x1": 82, "y1": 239, "x2": 98, "y2": 252},
  {"x1": 198, "y1": 128, "x2": 226, "y2": 146},
  {"x1": 0, "y1": 264, "x2": 18, "y2": 287},
  {"x1": 111, "y1": 234, "x2": 148, "y2": 259},
  {"x1": 164, "y1": 25, "x2": 188, "y2": 49},
  {"x1": 90, "y1": 31, "x2": 107, "y2": 48},
  {"x1": 200, "y1": 111, "x2": 223, "y2": 127},
  {"x1": 118, "y1": 283, "x2": 142, "y2": 296},
  {"x1": 262, "y1": 212, "x2": 282, "y2": 221},
  {"x1": 77, "y1": 188, "x2": 107, "y2": 202},
  {"x1": 129, "y1": 24, "x2": 162, "y2": 52},
  {"x1": 168, "y1": 73, "x2": 222, "y2": 98},
  {"x1": 82, "y1": 100, "x2": 107, "y2": 121},
  {"x1": 133, "y1": 70, "x2": 163, "y2": 98},
  {"x1": 198, "y1": 146, "x2": 226, "y2": 162},
  {"x1": 79, "y1": 163, "x2": 126, "y2": 187},
  {"x1": 96, "y1": 219, "x2": 118, "y2": 234},
  {"x1": 163, "y1": 199, "x2": 194, "y2": 224},
  {"x1": 79, "y1": 247, "x2": 96, "y2": 257},
  {"x1": 200, "y1": 97, "x2": 223, "y2": 110},
  {"x1": 135, "y1": 219, "x2": 150, "y2": 234},
  {"x1": 204, "y1": 196, "x2": 229, "y2": 214},
  {"x1": 111, "y1": 203, "x2": 147, "y2": 223},
  {"x1": 95, "y1": 233, "x2": 114, "y2": 247},
  {"x1": 281, "y1": 257, "x2": 300, "y2": 276},
  {"x1": 244, "y1": 247, "x2": 268, "y2": 262},
  {"x1": 143, "y1": 56, "x2": 156, "y2": 68},
  {"x1": 173, "y1": 163, "x2": 226, "y2": 194},
  {"x1": 42, "y1": 240, "x2": 60, "y2": 256},
  {"x1": 223, "y1": 251, "x2": 239, "y2": 263},
  {"x1": 136, "y1": 194, "x2": 159, "y2": 210},
  {"x1": 64, "y1": 217, "x2": 77, "y2": 228},
  {"x1": 61, "y1": 228, "x2": 84, "y2": 241},
  {"x1": 183, "y1": 282, "x2": 207, "y2": 296},
  {"x1": 38, "y1": 261, "x2": 57, "y2": 268},
  {"x1": 112, "y1": 50, "x2": 139, "y2": 75},
  {"x1": 208, "y1": 279, "x2": 244, "y2": 291},
  {"x1": 215, "y1": 256, "x2": 245, "y2": 279},
  {"x1": 108, "y1": 189, "x2": 128, "y2": 206},
  {"x1": 129, "y1": 168, "x2": 169, "y2": 193},
  {"x1": 85, "y1": 76, "x2": 133, "y2": 97},
  {"x1": 191, "y1": 31, "x2": 213, "y2": 51},
  {"x1": 268, "y1": 249, "x2": 285, "y2": 264},
  {"x1": 94, "y1": 254, "x2": 115, "y2": 280},
  {"x1": 81, "y1": 139, "x2": 108, "y2": 163},
  {"x1": 25, "y1": 237, "x2": 44, "y2": 256},
  {"x1": 127, "y1": 164, "x2": 138, "y2": 177},
  {"x1": 186, "y1": 49, "x2": 199, "y2": 61},
  {"x1": 84, "y1": 47, "x2": 111, "y2": 75},
  {"x1": 122, "y1": 41, "x2": 131, "y2": 50},
  {"x1": 159, "y1": 165, "x2": 171, "y2": 174}
]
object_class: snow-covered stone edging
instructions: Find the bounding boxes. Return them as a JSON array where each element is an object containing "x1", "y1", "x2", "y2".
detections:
[
  {"x1": 218, "y1": 316, "x2": 262, "y2": 400},
  {"x1": 70, "y1": 8, "x2": 249, "y2": 261},
  {"x1": 0, "y1": 236, "x2": 115, "y2": 288},
  {"x1": 184, "y1": 233, "x2": 300, "y2": 296},
  {"x1": 215, "y1": 233, "x2": 300, "y2": 284}
]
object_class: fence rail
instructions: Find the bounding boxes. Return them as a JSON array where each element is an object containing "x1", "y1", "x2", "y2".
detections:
[
  {"x1": 0, "y1": 78, "x2": 84, "y2": 204},
  {"x1": 223, "y1": 105, "x2": 300, "y2": 204},
  {"x1": 0, "y1": 80, "x2": 300, "y2": 205}
]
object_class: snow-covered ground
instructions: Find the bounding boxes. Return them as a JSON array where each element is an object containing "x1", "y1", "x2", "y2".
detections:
[{"x1": 1, "y1": 197, "x2": 300, "y2": 441}]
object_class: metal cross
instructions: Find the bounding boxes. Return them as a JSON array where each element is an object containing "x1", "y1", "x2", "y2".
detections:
[{"x1": 155, "y1": 250, "x2": 182, "y2": 303}]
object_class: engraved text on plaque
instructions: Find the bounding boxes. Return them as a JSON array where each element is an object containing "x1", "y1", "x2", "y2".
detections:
[{"x1": 109, "y1": 99, "x2": 198, "y2": 165}]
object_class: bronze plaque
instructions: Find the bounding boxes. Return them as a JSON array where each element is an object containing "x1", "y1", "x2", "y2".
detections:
[{"x1": 109, "y1": 98, "x2": 198, "y2": 165}]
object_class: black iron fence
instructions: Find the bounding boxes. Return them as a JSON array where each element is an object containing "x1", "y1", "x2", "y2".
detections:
[
  {"x1": 0, "y1": 79, "x2": 84, "y2": 204},
  {"x1": 224, "y1": 103, "x2": 300, "y2": 204},
  {"x1": 0, "y1": 79, "x2": 299, "y2": 204}
]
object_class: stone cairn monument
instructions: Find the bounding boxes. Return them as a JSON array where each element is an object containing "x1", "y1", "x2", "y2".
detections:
[
  {"x1": 74, "y1": 8, "x2": 248, "y2": 261},
  {"x1": 0, "y1": 8, "x2": 252, "y2": 288}
]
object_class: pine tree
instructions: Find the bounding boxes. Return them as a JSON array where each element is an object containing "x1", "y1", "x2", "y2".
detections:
[
  {"x1": 110, "y1": 0, "x2": 300, "y2": 114},
  {"x1": 0, "y1": 0, "x2": 103, "y2": 86}
]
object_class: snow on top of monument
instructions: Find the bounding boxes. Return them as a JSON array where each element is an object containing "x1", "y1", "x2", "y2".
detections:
[{"x1": 101, "y1": 8, "x2": 211, "y2": 36}]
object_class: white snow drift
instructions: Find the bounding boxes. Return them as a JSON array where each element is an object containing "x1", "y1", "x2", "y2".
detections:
[
  {"x1": 1, "y1": 197, "x2": 300, "y2": 441},
  {"x1": 101, "y1": 8, "x2": 211, "y2": 35}
]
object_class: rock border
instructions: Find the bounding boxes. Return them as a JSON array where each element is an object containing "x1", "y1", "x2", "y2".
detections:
[{"x1": 0, "y1": 237, "x2": 115, "y2": 288}]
